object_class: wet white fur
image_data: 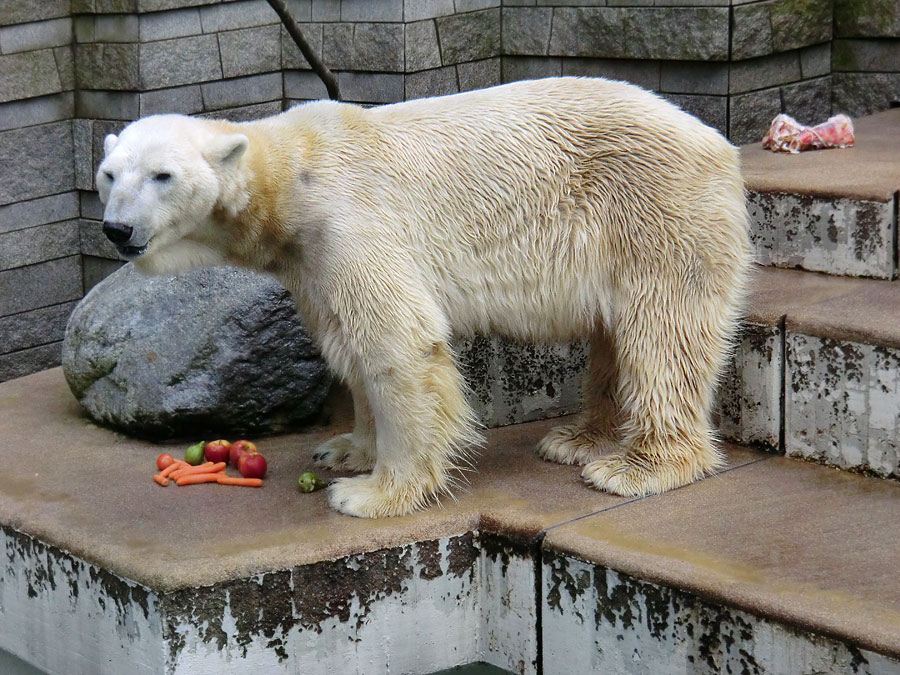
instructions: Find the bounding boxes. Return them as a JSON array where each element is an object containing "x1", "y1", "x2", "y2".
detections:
[{"x1": 98, "y1": 77, "x2": 752, "y2": 518}]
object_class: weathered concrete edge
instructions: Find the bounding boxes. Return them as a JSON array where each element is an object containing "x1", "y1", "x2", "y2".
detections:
[
  {"x1": 541, "y1": 551, "x2": 900, "y2": 675},
  {"x1": 538, "y1": 545, "x2": 900, "y2": 663}
]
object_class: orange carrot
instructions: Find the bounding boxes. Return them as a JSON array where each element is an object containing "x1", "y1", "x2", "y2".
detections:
[
  {"x1": 176, "y1": 473, "x2": 222, "y2": 486},
  {"x1": 217, "y1": 476, "x2": 263, "y2": 487},
  {"x1": 160, "y1": 460, "x2": 189, "y2": 478},
  {"x1": 171, "y1": 462, "x2": 225, "y2": 480},
  {"x1": 153, "y1": 474, "x2": 169, "y2": 486}
]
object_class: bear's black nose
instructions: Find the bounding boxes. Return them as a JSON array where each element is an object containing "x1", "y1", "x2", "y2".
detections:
[{"x1": 102, "y1": 221, "x2": 133, "y2": 244}]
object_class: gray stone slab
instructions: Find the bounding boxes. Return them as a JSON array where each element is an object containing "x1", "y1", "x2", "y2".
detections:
[
  {"x1": 218, "y1": 24, "x2": 281, "y2": 79},
  {"x1": 716, "y1": 320, "x2": 782, "y2": 451},
  {"x1": 0, "y1": 121, "x2": 74, "y2": 207},
  {"x1": 0, "y1": 255, "x2": 82, "y2": 316},
  {"x1": 835, "y1": 0, "x2": 900, "y2": 38},
  {"x1": 623, "y1": 7, "x2": 729, "y2": 61},
  {"x1": 196, "y1": 100, "x2": 282, "y2": 121},
  {"x1": 200, "y1": 72, "x2": 282, "y2": 110},
  {"x1": 0, "y1": 17, "x2": 71, "y2": 54},
  {"x1": 405, "y1": 19, "x2": 442, "y2": 72},
  {"x1": 786, "y1": 332, "x2": 900, "y2": 479},
  {"x1": 74, "y1": 16, "x2": 94, "y2": 43},
  {"x1": 80, "y1": 190, "x2": 104, "y2": 221},
  {"x1": 0, "y1": 0, "x2": 68, "y2": 28},
  {"x1": 82, "y1": 255, "x2": 124, "y2": 292},
  {"x1": 284, "y1": 69, "x2": 329, "y2": 99},
  {"x1": 834, "y1": 38, "x2": 900, "y2": 72},
  {"x1": 0, "y1": 342, "x2": 63, "y2": 383},
  {"x1": 660, "y1": 61, "x2": 728, "y2": 95},
  {"x1": 561, "y1": 58, "x2": 660, "y2": 91},
  {"x1": 139, "y1": 33, "x2": 222, "y2": 89},
  {"x1": 748, "y1": 191, "x2": 894, "y2": 279},
  {"x1": 541, "y1": 555, "x2": 900, "y2": 675},
  {"x1": 137, "y1": 0, "x2": 217, "y2": 11},
  {"x1": 0, "y1": 49, "x2": 62, "y2": 104},
  {"x1": 730, "y1": 50, "x2": 802, "y2": 94},
  {"x1": 311, "y1": 0, "x2": 340, "y2": 21},
  {"x1": 457, "y1": 57, "x2": 501, "y2": 91},
  {"x1": 323, "y1": 22, "x2": 404, "y2": 73},
  {"x1": 93, "y1": 14, "x2": 140, "y2": 42},
  {"x1": 282, "y1": 22, "x2": 323, "y2": 70},
  {"x1": 76, "y1": 90, "x2": 140, "y2": 120},
  {"x1": 0, "y1": 221, "x2": 79, "y2": 272},
  {"x1": 139, "y1": 7, "x2": 203, "y2": 42},
  {"x1": 436, "y1": 8, "x2": 501, "y2": 64},
  {"x1": 53, "y1": 45, "x2": 75, "y2": 91},
  {"x1": 729, "y1": 86, "x2": 782, "y2": 145},
  {"x1": 139, "y1": 84, "x2": 204, "y2": 115},
  {"x1": 781, "y1": 75, "x2": 831, "y2": 125},
  {"x1": 0, "y1": 192, "x2": 78, "y2": 235},
  {"x1": 0, "y1": 92, "x2": 73, "y2": 133},
  {"x1": 337, "y1": 71, "x2": 404, "y2": 103},
  {"x1": 0, "y1": 301, "x2": 77, "y2": 355},
  {"x1": 663, "y1": 93, "x2": 727, "y2": 135},
  {"x1": 770, "y1": 0, "x2": 831, "y2": 53},
  {"x1": 285, "y1": 0, "x2": 311, "y2": 22},
  {"x1": 78, "y1": 218, "x2": 119, "y2": 259},
  {"x1": 406, "y1": 65, "x2": 458, "y2": 99},
  {"x1": 502, "y1": 56, "x2": 561, "y2": 82},
  {"x1": 76, "y1": 43, "x2": 140, "y2": 90},
  {"x1": 73, "y1": 119, "x2": 93, "y2": 191},
  {"x1": 340, "y1": 0, "x2": 402, "y2": 22},
  {"x1": 732, "y1": 2, "x2": 773, "y2": 60},
  {"x1": 800, "y1": 42, "x2": 831, "y2": 78},
  {"x1": 405, "y1": 0, "x2": 456, "y2": 22},
  {"x1": 502, "y1": 7, "x2": 551, "y2": 55},
  {"x1": 456, "y1": 0, "x2": 500, "y2": 10},
  {"x1": 832, "y1": 72, "x2": 900, "y2": 118},
  {"x1": 549, "y1": 8, "x2": 624, "y2": 58},
  {"x1": 198, "y1": 0, "x2": 278, "y2": 33}
]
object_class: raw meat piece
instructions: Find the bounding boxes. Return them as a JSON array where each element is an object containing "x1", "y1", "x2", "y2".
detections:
[{"x1": 762, "y1": 114, "x2": 855, "y2": 153}]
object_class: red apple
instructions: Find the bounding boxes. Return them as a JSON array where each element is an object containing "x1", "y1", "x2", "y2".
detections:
[
  {"x1": 238, "y1": 451, "x2": 267, "y2": 479},
  {"x1": 229, "y1": 440, "x2": 256, "y2": 467},
  {"x1": 204, "y1": 440, "x2": 231, "y2": 464}
]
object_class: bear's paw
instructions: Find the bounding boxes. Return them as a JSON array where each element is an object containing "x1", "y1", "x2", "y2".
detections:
[
  {"x1": 537, "y1": 423, "x2": 619, "y2": 466},
  {"x1": 313, "y1": 433, "x2": 375, "y2": 472}
]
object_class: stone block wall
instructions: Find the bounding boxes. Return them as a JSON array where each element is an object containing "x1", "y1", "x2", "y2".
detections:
[
  {"x1": 0, "y1": 7, "x2": 80, "y2": 382},
  {"x1": 0, "y1": 0, "x2": 896, "y2": 382},
  {"x1": 832, "y1": 0, "x2": 900, "y2": 116}
]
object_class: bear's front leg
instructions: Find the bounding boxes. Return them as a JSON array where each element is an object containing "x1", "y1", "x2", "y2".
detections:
[
  {"x1": 313, "y1": 380, "x2": 376, "y2": 472},
  {"x1": 327, "y1": 341, "x2": 481, "y2": 518}
]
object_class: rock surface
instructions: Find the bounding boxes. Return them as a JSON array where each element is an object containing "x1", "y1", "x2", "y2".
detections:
[{"x1": 62, "y1": 264, "x2": 331, "y2": 441}]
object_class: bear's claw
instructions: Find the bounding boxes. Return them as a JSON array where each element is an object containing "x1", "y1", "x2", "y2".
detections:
[
  {"x1": 312, "y1": 433, "x2": 375, "y2": 472},
  {"x1": 537, "y1": 423, "x2": 620, "y2": 466}
]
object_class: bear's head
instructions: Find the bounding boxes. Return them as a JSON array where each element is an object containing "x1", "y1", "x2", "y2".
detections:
[{"x1": 97, "y1": 114, "x2": 249, "y2": 275}]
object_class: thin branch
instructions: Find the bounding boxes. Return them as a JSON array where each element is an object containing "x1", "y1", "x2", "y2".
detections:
[{"x1": 265, "y1": 0, "x2": 341, "y2": 101}]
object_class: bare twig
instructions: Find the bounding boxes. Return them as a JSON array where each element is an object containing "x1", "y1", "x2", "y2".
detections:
[{"x1": 264, "y1": 0, "x2": 340, "y2": 101}]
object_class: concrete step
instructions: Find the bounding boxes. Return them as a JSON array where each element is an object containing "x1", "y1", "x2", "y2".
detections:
[
  {"x1": 0, "y1": 370, "x2": 898, "y2": 674},
  {"x1": 741, "y1": 107, "x2": 900, "y2": 280},
  {"x1": 718, "y1": 265, "x2": 900, "y2": 479}
]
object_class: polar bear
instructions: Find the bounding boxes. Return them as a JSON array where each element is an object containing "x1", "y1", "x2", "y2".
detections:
[{"x1": 97, "y1": 77, "x2": 751, "y2": 518}]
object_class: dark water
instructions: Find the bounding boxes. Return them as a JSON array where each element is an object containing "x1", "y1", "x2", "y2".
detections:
[{"x1": 428, "y1": 663, "x2": 517, "y2": 675}]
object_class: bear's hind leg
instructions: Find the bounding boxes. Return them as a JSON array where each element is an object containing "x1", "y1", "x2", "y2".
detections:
[
  {"x1": 313, "y1": 380, "x2": 376, "y2": 472},
  {"x1": 538, "y1": 326, "x2": 621, "y2": 465},
  {"x1": 582, "y1": 284, "x2": 733, "y2": 497},
  {"x1": 328, "y1": 342, "x2": 482, "y2": 518}
]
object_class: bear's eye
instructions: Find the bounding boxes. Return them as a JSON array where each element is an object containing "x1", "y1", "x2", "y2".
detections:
[
  {"x1": 153, "y1": 172, "x2": 172, "y2": 182},
  {"x1": 104, "y1": 171, "x2": 114, "y2": 182}
]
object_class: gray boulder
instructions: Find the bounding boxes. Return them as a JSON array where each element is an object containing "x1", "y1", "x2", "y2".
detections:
[{"x1": 62, "y1": 264, "x2": 332, "y2": 441}]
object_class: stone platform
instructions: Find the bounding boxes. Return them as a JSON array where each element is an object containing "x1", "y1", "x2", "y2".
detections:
[{"x1": 1, "y1": 369, "x2": 898, "y2": 674}]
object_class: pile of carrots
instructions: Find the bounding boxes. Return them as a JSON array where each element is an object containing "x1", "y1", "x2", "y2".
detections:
[{"x1": 153, "y1": 459, "x2": 262, "y2": 488}]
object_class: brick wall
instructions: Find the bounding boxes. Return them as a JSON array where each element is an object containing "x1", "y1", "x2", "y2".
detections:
[{"x1": 0, "y1": 0, "x2": 896, "y2": 382}]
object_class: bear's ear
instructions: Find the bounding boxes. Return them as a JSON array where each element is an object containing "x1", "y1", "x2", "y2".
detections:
[
  {"x1": 103, "y1": 134, "x2": 118, "y2": 158},
  {"x1": 207, "y1": 133, "x2": 249, "y2": 167}
]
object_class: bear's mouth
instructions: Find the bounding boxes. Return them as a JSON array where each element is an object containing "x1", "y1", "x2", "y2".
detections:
[{"x1": 116, "y1": 243, "x2": 149, "y2": 260}]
